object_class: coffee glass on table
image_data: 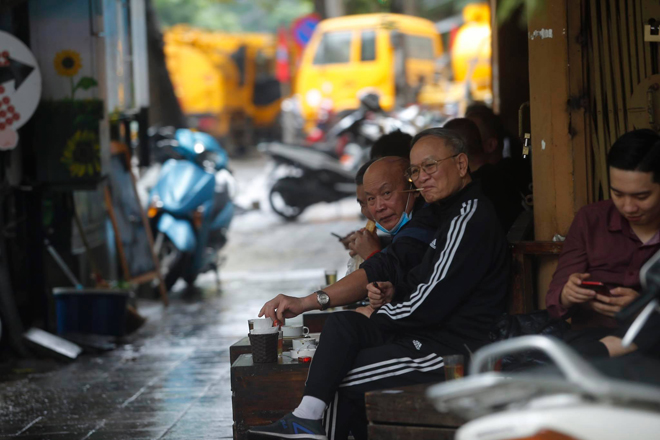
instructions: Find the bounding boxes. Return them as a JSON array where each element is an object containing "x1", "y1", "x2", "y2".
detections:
[
  {"x1": 324, "y1": 270, "x2": 337, "y2": 286},
  {"x1": 443, "y1": 354, "x2": 465, "y2": 381},
  {"x1": 278, "y1": 330, "x2": 283, "y2": 356}
]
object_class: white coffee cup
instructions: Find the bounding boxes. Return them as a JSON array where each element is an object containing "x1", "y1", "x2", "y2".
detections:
[
  {"x1": 249, "y1": 318, "x2": 273, "y2": 331},
  {"x1": 292, "y1": 338, "x2": 317, "y2": 351},
  {"x1": 250, "y1": 326, "x2": 279, "y2": 335},
  {"x1": 282, "y1": 325, "x2": 310, "y2": 338}
]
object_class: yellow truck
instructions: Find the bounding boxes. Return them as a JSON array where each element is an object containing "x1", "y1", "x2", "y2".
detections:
[
  {"x1": 450, "y1": 3, "x2": 492, "y2": 103},
  {"x1": 294, "y1": 14, "x2": 443, "y2": 133},
  {"x1": 418, "y1": 3, "x2": 493, "y2": 113},
  {"x1": 164, "y1": 26, "x2": 283, "y2": 152}
]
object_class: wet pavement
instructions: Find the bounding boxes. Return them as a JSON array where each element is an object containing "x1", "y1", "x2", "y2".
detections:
[{"x1": 0, "y1": 155, "x2": 363, "y2": 440}]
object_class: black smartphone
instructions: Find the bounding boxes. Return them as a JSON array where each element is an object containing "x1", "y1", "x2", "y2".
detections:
[{"x1": 581, "y1": 281, "x2": 611, "y2": 296}]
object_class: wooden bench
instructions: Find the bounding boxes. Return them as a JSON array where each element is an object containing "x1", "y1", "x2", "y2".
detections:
[
  {"x1": 231, "y1": 354, "x2": 311, "y2": 440},
  {"x1": 366, "y1": 384, "x2": 464, "y2": 440},
  {"x1": 506, "y1": 210, "x2": 564, "y2": 314}
]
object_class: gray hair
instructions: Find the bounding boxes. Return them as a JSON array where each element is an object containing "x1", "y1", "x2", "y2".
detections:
[{"x1": 410, "y1": 127, "x2": 468, "y2": 157}]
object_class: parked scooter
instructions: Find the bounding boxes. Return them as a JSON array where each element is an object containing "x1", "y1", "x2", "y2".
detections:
[
  {"x1": 147, "y1": 129, "x2": 235, "y2": 290},
  {"x1": 261, "y1": 94, "x2": 418, "y2": 221},
  {"x1": 426, "y1": 250, "x2": 660, "y2": 440},
  {"x1": 259, "y1": 141, "x2": 361, "y2": 221}
]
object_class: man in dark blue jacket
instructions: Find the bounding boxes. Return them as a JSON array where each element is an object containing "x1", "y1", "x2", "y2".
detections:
[{"x1": 251, "y1": 129, "x2": 509, "y2": 440}]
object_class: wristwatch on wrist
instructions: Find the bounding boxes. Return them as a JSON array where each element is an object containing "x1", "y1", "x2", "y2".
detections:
[{"x1": 315, "y1": 290, "x2": 330, "y2": 311}]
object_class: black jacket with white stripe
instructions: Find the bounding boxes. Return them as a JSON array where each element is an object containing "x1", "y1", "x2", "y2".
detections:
[
  {"x1": 360, "y1": 198, "x2": 440, "y2": 281},
  {"x1": 365, "y1": 182, "x2": 509, "y2": 354}
]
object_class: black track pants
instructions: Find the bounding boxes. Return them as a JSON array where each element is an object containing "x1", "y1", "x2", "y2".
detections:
[{"x1": 303, "y1": 312, "x2": 452, "y2": 440}]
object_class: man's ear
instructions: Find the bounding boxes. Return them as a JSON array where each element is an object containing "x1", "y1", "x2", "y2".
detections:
[
  {"x1": 484, "y1": 138, "x2": 498, "y2": 154},
  {"x1": 456, "y1": 153, "x2": 469, "y2": 177}
]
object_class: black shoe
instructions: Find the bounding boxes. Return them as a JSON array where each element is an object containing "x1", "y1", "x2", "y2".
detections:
[{"x1": 248, "y1": 412, "x2": 327, "y2": 440}]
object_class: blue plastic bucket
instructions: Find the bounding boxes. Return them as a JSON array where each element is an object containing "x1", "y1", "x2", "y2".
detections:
[{"x1": 53, "y1": 288, "x2": 130, "y2": 337}]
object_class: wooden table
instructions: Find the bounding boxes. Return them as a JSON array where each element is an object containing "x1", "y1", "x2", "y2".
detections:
[
  {"x1": 302, "y1": 310, "x2": 333, "y2": 333},
  {"x1": 366, "y1": 384, "x2": 464, "y2": 440},
  {"x1": 231, "y1": 354, "x2": 311, "y2": 440},
  {"x1": 229, "y1": 335, "x2": 318, "y2": 365}
]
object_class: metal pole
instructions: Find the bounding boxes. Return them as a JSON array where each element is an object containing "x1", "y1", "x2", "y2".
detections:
[{"x1": 324, "y1": 0, "x2": 344, "y2": 18}]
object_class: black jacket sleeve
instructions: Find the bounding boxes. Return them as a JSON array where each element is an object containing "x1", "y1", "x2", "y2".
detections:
[
  {"x1": 371, "y1": 199, "x2": 499, "y2": 331},
  {"x1": 361, "y1": 224, "x2": 436, "y2": 286}
]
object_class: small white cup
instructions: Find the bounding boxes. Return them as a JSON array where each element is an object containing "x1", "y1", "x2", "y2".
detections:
[
  {"x1": 282, "y1": 325, "x2": 310, "y2": 338},
  {"x1": 297, "y1": 348, "x2": 316, "y2": 360},
  {"x1": 292, "y1": 338, "x2": 317, "y2": 351},
  {"x1": 250, "y1": 326, "x2": 279, "y2": 335},
  {"x1": 249, "y1": 318, "x2": 273, "y2": 331}
]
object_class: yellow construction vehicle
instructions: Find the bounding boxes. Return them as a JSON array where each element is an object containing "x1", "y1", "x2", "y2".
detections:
[
  {"x1": 164, "y1": 26, "x2": 284, "y2": 152},
  {"x1": 418, "y1": 3, "x2": 492, "y2": 113},
  {"x1": 450, "y1": 3, "x2": 492, "y2": 103}
]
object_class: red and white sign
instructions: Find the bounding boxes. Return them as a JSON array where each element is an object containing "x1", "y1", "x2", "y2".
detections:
[{"x1": 0, "y1": 31, "x2": 42, "y2": 150}]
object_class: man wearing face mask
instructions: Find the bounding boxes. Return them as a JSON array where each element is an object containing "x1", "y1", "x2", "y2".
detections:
[{"x1": 350, "y1": 157, "x2": 437, "y2": 278}]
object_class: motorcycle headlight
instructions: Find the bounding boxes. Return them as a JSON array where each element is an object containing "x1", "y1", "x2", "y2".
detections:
[{"x1": 148, "y1": 195, "x2": 163, "y2": 218}]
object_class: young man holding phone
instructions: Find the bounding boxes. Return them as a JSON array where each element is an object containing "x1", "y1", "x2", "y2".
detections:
[{"x1": 546, "y1": 129, "x2": 660, "y2": 357}]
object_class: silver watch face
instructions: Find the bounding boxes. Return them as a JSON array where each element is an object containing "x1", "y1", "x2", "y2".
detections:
[{"x1": 317, "y1": 292, "x2": 330, "y2": 307}]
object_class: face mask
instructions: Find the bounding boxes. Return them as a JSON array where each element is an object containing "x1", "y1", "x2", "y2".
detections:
[{"x1": 375, "y1": 193, "x2": 412, "y2": 235}]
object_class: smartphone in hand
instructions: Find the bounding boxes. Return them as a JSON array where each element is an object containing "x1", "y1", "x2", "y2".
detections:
[{"x1": 581, "y1": 281, "x2": 611, "y2": 296}]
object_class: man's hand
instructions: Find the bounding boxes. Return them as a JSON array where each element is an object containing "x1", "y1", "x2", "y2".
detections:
[
  {"x1": 355, "y1": 305, "x2": 375, "y2": 318},
  {"x1": 348, "y1": 229, "x2": 381, "y2": 260},
  {"x1": 340, "y1": 232, "x2": 357, "y2": 250},
  {"x1": 600, "y1": 335, "x2": 638, "y2": 357},
  {"x1": 589, "y1": 287, "x2": 640, "y2": 318},
  {"x1": 259, "y1": 294, "x2": 307, "y2": 325},
  {"x1": 560, "y1": 273, "x2": 595, "y2": 309},
  {"x1": 366, "y1": 281, "x2": 395, "y2": 309}
]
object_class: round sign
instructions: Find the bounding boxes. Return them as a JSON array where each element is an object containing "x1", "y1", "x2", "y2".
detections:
[
  {"x1": 292, "y1": 14, "x2": 320, "y2": 48},
  {"x1": 0, "y1": 31, "x2": 42, "y2": 150}
]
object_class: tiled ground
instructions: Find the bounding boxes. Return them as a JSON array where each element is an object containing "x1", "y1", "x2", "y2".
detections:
[
  {"x1": 0, "y1": 296, "x2": 236, "y2": 440},
  {"x1": 0, "y1": 155, "x2": 362, "y2": 440}
]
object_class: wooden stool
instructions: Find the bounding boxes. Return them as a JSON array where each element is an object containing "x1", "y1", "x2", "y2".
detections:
[
  {"x1": 231, "y1": 354, "x2": 311, "y2": 440},
  {"x1": 366, "y1": 384, "x2": 464, "y2": 440}
]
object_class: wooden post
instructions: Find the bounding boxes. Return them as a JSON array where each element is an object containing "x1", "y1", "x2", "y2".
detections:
[
  {"x1": 491, "y1": 0, "x2": 530, "y2": 137},
  {"x1": 527, "y1": 0, "x2": 589, "y2": 307}
]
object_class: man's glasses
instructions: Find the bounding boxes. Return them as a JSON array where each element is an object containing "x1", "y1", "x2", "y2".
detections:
[{"x1": 405, "y1": 154, "x2": 459, "y2": 182}]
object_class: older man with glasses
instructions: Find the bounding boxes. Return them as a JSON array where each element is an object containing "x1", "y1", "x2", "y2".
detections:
[{"x1": 250, "y1": 128, "x2": 509, "y2": 440}]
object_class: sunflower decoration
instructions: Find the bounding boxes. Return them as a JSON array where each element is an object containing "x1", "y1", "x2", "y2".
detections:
[
  {"x1": 61, "y1": 130, "x2": 101, "y2": 178},
  {"x1": 53, "y1": 50, "x2": 82, "y2": 77},
  {"x1": 53, "y1": 50, "x2": 97, "y2": 100}
]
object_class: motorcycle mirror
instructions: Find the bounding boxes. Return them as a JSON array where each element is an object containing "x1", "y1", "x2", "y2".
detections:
[{"x1": 618, "y1": 248, "x2": 660, "y2": 346}]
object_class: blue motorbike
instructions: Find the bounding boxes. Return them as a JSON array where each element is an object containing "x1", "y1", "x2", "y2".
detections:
[{"x1": 147, "y1": 129, "x2": 235, "y2": 290}]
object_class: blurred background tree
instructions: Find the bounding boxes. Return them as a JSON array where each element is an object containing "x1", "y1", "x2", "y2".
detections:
[
  {"x1": 153, "y1": 0, "x2": 314, "y2": 32},
  {"x1": 153, "y1": 0, "x2": 496, "y2": 32}
]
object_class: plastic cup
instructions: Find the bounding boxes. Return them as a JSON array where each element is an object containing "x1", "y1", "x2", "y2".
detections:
[
  {"x1": 249, "y1": 318, "x2": 273, "y2": 331},
  {"x1": 249, "y1": 332, "x2": 278, "y2": 363}
]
